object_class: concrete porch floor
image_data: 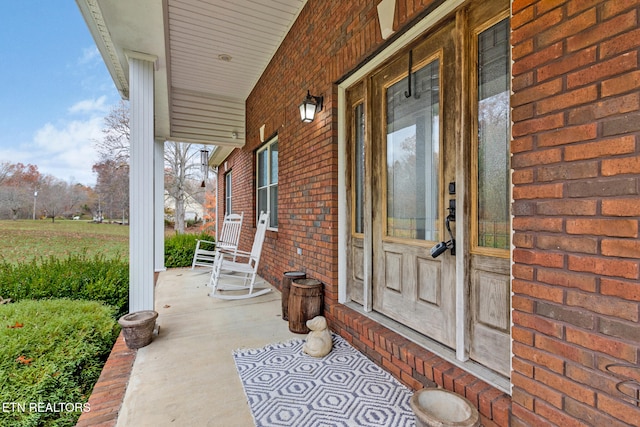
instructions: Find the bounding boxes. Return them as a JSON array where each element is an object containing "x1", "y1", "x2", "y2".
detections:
[{"x1": 115, "y1": 268, "x2": 300, "y2": 427}]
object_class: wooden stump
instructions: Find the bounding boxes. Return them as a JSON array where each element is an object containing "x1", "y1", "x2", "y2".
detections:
[{"x1": 288, "y1": 279, "x2": 323, "y2": 334}]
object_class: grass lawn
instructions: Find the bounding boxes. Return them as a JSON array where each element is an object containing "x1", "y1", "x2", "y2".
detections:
[{"x1": 0, "y1": 220, "x2": 128, "y2": 264}]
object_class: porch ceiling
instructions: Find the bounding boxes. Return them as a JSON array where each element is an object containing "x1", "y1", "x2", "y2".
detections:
[{"x1": 76, "y1": 0, "x2": 306, "y2": 164}]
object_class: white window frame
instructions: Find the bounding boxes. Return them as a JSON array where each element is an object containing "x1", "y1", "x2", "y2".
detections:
[{"x1": 256, "y1": 136, "x2": 278, "y2": 230}]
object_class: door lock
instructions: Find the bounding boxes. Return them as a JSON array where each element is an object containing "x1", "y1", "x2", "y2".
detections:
[{"x1": 430, "y1": 196, "x2": 456, "y2": 258}]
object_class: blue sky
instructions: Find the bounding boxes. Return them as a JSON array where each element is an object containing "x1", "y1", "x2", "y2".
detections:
[{"x1": 0, "y1": 2, "x2": 121, "y2": 186}]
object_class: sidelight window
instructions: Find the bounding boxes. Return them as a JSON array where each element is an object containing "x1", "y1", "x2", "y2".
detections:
[{"x1": 474, "y1": 18, "x2": 510, "y2": 252}]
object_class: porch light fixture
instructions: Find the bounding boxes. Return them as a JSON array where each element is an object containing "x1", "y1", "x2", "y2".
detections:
[
  {"x1": 299, "y1": 90, "x2": 323, "y2": 123},
  {"x1": 200, "y1": 148, "x2": 210, "y2": 187}
]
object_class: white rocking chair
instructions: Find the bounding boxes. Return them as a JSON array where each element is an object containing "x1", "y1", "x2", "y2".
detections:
[
  {"x1": 208, "y1": 211, "x2": 271, "y2": 300},
  {"x1": 191, "y1": 212, "x2": 243, "y2": 270}
]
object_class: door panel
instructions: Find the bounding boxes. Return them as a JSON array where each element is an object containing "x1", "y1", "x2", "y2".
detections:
[
  {"x1": 417, "y1": 257, "x2": 440, "y2": 305},
  {"x1": 372, "y1": 20, "x2": 457, "y2": 348},
  {"x1": 470, "y1": 255, "x2": 510, "y2": 376},
  {"x1": 376, "y1": 242, "x2": 455, "y2": 344}
]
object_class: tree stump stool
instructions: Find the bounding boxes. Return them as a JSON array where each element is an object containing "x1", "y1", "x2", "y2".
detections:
[{"x1": 288, "y1": 278, "x2": 323, "y2": 334}]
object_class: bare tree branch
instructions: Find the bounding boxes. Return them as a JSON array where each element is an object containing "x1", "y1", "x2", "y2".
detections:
[{"x1": 95, "y1": 100, "x2": 130, "y2": 164}]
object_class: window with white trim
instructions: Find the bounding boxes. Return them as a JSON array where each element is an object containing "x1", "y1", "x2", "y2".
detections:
[{"x1": 256, "y1": 136, "x2": 278, "y2": 229}]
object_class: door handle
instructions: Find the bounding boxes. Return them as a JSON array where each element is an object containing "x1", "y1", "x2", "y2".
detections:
[{"x1": 430, "y1": 199, "x2": 456, "y2": 258}]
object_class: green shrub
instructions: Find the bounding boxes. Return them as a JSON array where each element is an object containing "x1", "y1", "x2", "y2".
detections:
[
  {"x1": 0, "y1": 299, "x2": 119, "y2": 427},
  {"x1": 0, "y1": 253, "x2": 128, "y2": 318},
  {"x1": 164, "y1": 232, "x2": 215, "y2": 268}
]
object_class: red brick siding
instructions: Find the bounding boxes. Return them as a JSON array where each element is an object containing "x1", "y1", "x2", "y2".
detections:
[
  {"x1": 511, "y1": 0, "x2": 640, "y2": 426},
  {"x1": 75, "y1": 333, "x2": 136, "y2": 427}
]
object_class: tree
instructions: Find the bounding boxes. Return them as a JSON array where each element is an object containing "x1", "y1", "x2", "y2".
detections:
[
  {"x1": 0, "y1": 163, "x2": 42, "y2": 220},
  {"x1": 93, "y1": 160, "x2": 129, "y2": 222},
  {"x1": 0, "y1": 163, "x2": 92, "y2": 221},
  {"x1": 0, "y1": 162, "x2": 12, "y2": 185},
  {"x1": 96, "y1": 100, "x2": 130, "y2": 164},
  {"x1": 94, "y1": 102, "x2": 131, "y2": 222},
  {"x1": 164, "y1": 141, "x2": 205, "y2": 233},
  {"x1": 36, "y1": 175, "x2": 85, "y2": 222},
  {"x1": 94, "y1": 101, "x2": 206, "y2": 233},
  {"x1": 201, "y1": 181, "x2": 217, "y2": 235}
]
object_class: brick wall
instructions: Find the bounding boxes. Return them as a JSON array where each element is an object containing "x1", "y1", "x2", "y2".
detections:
[{"x1": 511, "y1": 0, "x2": 640, "y2": 425}]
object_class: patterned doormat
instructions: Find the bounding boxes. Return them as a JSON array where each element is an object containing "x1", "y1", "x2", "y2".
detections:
[{"x1": 233, "y1": 334, "x2": 416, "y2": 427}]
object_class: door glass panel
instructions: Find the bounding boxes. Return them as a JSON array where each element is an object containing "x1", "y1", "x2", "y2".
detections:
[
  {"x1": 386, "y1": 59, "x2": 440, "y2": 241},
  {"x1": 354, "y1": 102, "x2": 365, "y2": 234},
  {"x1": 477, "y1": 19, "x2": 510, "y2": 249}
]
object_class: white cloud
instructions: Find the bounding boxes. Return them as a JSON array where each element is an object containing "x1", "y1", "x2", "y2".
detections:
[
  {"x1": 33, "y1": 118, "x2": 104, "y2": 183},
  {"x1": 68, "y1": 95, "x2": 109, "y2": 114},
  {"x1": 78, "y1": 46, "x2": 101, "y2": 66},
  {"x1": 0, "y1": 116, "x2": 105, "y2": 186}
]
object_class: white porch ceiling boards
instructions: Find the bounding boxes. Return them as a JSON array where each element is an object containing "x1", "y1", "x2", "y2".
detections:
[
  {"x1": 76, "y1": 0, "x2": 306, "y2": 159},
  {"x1": 166, "y1": 0, "x2": 306, "y2": 149}
]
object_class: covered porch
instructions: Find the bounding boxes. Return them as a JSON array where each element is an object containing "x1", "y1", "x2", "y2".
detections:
[
  {"x1": 75, "y1": 0, "x2": 308, "y2": 312},
  {"x1": 78, "y1": 268, "x2": 509, "y2": 426},
  {"x1": 75, "y1": 0, "x2": 513, "y2": 425},
  {"x1": 77, "y1": 268, "x2": 298, "y2": 426},
  {"x1": 76, "y1": 0, "x2": 640, "y2": 425}
]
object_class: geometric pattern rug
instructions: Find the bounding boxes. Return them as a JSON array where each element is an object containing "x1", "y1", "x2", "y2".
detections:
[{"x1": 233, "y1": 334, "x2": 416, "y2": 427}]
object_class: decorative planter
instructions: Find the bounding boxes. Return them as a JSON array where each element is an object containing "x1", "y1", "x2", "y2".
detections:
[
  {"x1": 410, "y1": 388, "x2": 480, "y2": 427},
  {"x1": 118, "y1": 310, "x2": 158, "y2": 349}
]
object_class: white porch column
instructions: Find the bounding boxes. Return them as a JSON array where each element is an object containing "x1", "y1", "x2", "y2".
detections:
[
  {"x1": 154, "y1": 138, "x2": 165, "y2": 272},
  {"x1": 128, "y1": 52, "x2": 157, "y2": 312}
]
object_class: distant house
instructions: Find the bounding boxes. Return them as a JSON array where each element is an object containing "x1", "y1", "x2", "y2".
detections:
[
  {"x1": 163, "y1": 191, "x2": 204, "y2": 223},
  {"x1": 80, "y1": 0, "x2": 640, "y2": 425}
]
